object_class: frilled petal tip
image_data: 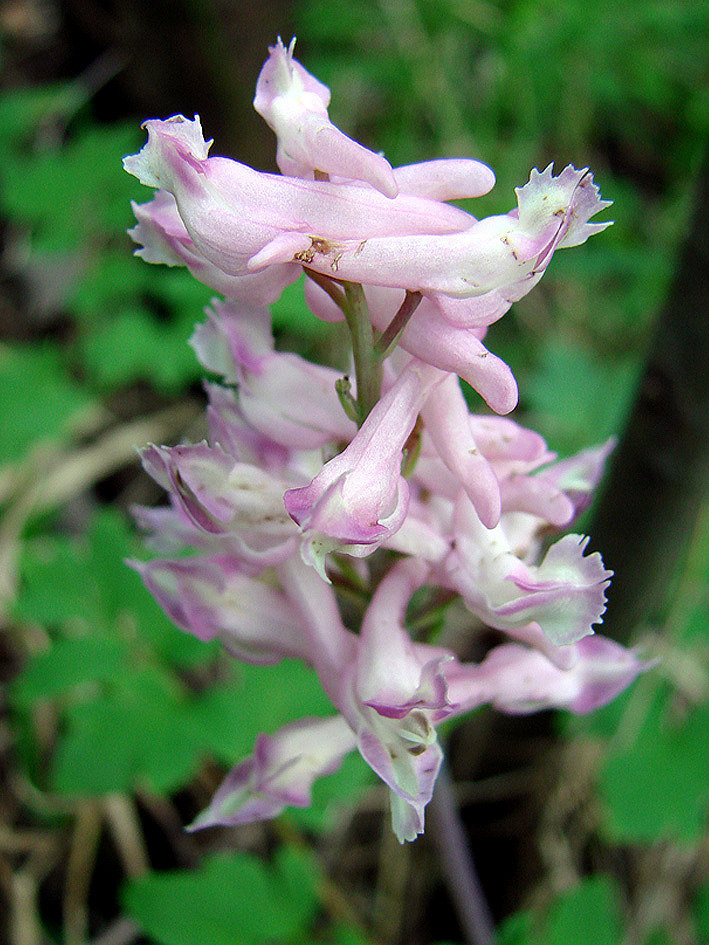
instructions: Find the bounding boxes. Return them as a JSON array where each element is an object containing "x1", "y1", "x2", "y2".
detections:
[
  {"x1": 504, "y1": 534, "x2": 613, "y2": 647},
  {"x1": 515, "y1": 164, "x2": 612, "y2": 256},
  {"x1": 123, "y1": 114, "x2": 212, "y2": 189},
  {"x1": 187, "y1": 715, "x2": 357, "y2": 831}
]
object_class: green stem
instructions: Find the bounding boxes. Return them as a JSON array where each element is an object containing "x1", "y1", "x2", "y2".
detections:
[{"x1": 343, "y1": 281, "x2": 382, "y2": 424}]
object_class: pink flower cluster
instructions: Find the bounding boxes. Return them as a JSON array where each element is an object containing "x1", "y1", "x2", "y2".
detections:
[{"x1": 125, "y1": 38, "x2": 644, "y2": 842}]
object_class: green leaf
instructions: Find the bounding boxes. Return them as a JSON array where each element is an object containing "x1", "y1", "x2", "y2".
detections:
[
  {"x1": 0, "y1": 84, "x2": 83, "y2": 154},
  {"x1": 79, "y1": 303, "x2": 202, "y2": 394},
  {"x1": 694, "y1": 879, "x2": 709, "y2": 941},
  {"x1": 0, "y1": 344, "x2": 94, "y2": 463},
  {"x1": 10, "y1": 635, "x2": 126, "y2": 706},
  {"x1": 495, "y1": 876, "x2": 622, "y2": 945},
  {"x1": 600, "y1": 698, "x2": 709, "y2": 843},
  {"x1": 546, "y1": 876, "x2": 622, "y2": 945},
  {"x1": 0, "y1": 123, "x2": 143, "y2": 249},
  {"x1": 123, "y1": 847, "x2": 319, "y2": 945},
  {"x1": 15, "y1": 534, "x2": 103, "y2": 629},
  {"x1": 52, "y1": 668, "x2": 200, "y2": 796},
  {"x1": 525, "y1": 340, "x2": 636, "y2": 455},
  {"x1": 187, "y1": 660, "x2": 333, "y2": 765}
]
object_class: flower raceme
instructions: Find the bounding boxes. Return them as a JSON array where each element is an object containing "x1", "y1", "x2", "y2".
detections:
[{"x1": 126, "y1": 39, "x2": 647, "y2": 842}]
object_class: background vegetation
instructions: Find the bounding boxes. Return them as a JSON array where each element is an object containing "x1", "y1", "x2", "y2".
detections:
[{"x1": 1, "y1": 1, "x2": 707, "y2": 943}]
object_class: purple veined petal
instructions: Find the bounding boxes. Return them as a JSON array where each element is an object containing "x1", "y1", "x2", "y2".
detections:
[
  {"x1": 129, "y1": 192, "x2": 300, "y2": 304},
  {"x1": 130, "y1": 555, "x2": 312, "y2": 663},
  {"x1": 420, "y1": 374, "x2": 502, "y2": 526},
  {"x1": 253, "y1": 37, "x2": 398, "y2": 197},
  {"x1": 187, "y1": 715, "x2": 358, "y2": 830},
  {"x1": 447, "y1": 493, "x2": 613, "y2": 649},
  {"x1": 444, "y1": 635, "x2": 648, "y2": 717}
]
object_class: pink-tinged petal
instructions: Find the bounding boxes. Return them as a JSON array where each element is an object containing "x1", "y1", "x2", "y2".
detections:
[
  {"x1": 447, "y1": 494, "x2": 612, "y2": 650},
  {"x1": 444, "y1": 635, "x2": 648, "y2": 717},
  {"x1": 277, "y1": 555, "x2": 358, "y2": 706},
  {"x1": 392, "y1": 158, "x2": 495, "y2": 200},
  {"x1": 129, "y1": 192, "x2": 300, "y2": 304},
  {"x1": 356, "y1": 559, "x2": 454, "y2": 719},
  {"x1": 357, "y1": 720, "x2": 443, "y2": 843},
  {"x1": 468, "y1": 415, "x2": 550, "y2": 464},
  {"x1": 380, "y1": 295, "x2": 518, "y2": 415},
  {"x1": 499, "y1": 474, "x2": 575, "y2": 527},
  {"x1": 131, "y1": 501, "x2": 201, "y2": 554},
  {"x1": 535, "y1": 438, "x2": 616, "y2": 518},
  {"x1": 284, "y1": 360, "x2": 445, "y2": 563},
  {"x1": 501, "y1": 534, "x2": 613, "y2": 646},
  {"x1": 428, "y1": 290, "x2": 511, "y2": 329},
  {"x1": 123, "y1": 113, "x2": 213, "y2": 188},
  {"x1": 204, "y1": 383, "x2": 291, "y2": 472},
  {"x1": 298, "y1": 165, "x2": 610, "y2": 299},
  {"x1": 131, "y1": 556, "x2": 311, "y2": 663},
  {"x1": 188, "y1": 715, "x2": 358, "y2": 830},
  {"x1": 566, "y1": 635, "x2": 652, "y2": 713},
  {"x1": 303, "y1": 280, "x2": 518, "y2": 414},
  {"x1": 303, "y1": 275, "x2": 346, "y2": 323},
  {"x1": 383, "y1": 509, "x2": 450, "y2": 563},
  {"x1": 139, "y1": 442, "x2": 296, "y2": 538},
  {"x1": 420, "y1": 374, "x2": 502, "y2": 526},
  {"x1": 189, "y1": 301, "x2": 272, "y2": 380},
  {"x1": 193, "y1": 300, "x2": 357, "y2": 449},
  {"x1": 254, "y1": 37, "x2": 398, "y2": 197},
  {"x1": 124, "y1": 116, "x2": 474, "y2": 281}
]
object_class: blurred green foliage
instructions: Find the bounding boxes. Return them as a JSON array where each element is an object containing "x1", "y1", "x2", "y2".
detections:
[{"x1": 2, "y1": 0, "x2": 708, "y2": 942}]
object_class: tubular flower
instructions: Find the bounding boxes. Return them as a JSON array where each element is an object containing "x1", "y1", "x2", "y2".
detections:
[
  {"x1": 124, "y1": 39, "x2": 649, "y2": 846},
  {"x1": 283, "y1": 360, "x2": 445, "y2": 576},
  {"x1": 253, "y1": 36, "x2": 398, "y2": 196}
]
